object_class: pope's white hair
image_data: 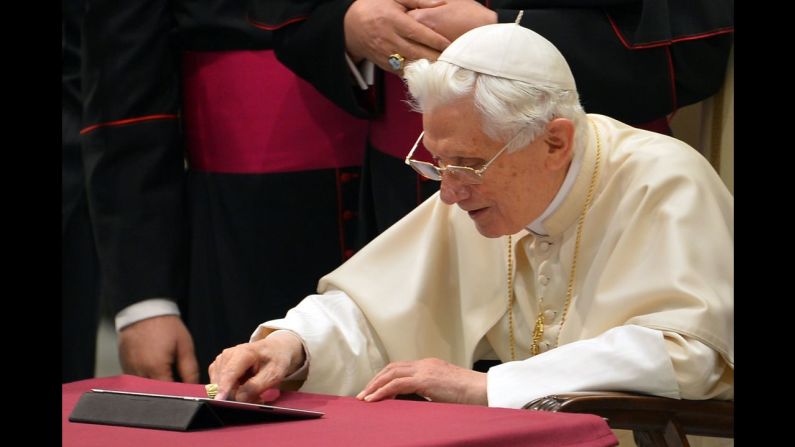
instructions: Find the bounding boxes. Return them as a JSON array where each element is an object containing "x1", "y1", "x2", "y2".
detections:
[{"x1": 403, "y1": 59, "x2": 588, "y2": 155}]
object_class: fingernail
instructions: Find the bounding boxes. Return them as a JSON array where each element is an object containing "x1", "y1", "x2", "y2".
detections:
[
  {"x1": 364, "y1": 394, "x2": 373, "y2": 402},
  {"x1": 260, "y1": 388, "x2": 281, "y2": 402},
  {"x1": 356, "y1": 391, "x2": 364, "y2": 399}
]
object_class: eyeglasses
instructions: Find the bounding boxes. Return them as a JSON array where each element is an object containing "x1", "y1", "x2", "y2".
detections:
[{"x1": 404, "y1": 130, "x2": 523, "y2": 185}]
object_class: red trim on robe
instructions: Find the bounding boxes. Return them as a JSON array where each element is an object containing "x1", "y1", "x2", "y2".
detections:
[
  {"x1": 635, "y1": 117, "x2": 671, "y2": 136},
  {"x1": 607, "y1": 14, "x2": 734, "y2": 50},
  {"x1": 335, "y1": 168, "x2": 347, "y2": 258},
  {"x1": 664, "y1": 46, "x2": 678, "y2": 118},
  {"x1": 247, "y1": 15, "x2": 306, "y2": 31},
  {"x1": 80, "y1": 114, "x2": 178, "y2": 135}
]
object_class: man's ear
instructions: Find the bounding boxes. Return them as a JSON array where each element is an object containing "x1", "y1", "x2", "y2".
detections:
[{"x1": 543, "y1": 118, "x2": 575, "y2": 171}]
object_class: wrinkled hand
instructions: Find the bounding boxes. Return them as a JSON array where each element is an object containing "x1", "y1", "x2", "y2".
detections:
[
  {"x1": 402, "y1": 0, "x2": 498, "y2": 42},
  {"x1": 208, "y1": 332, "x2": 305, "y2": 403},
  {"x1": 357, "y1": 358, "x2": 487, "y2": 405},
  {"x1": 118, "y1": 315, "x2": 199, "y2": 383},
  {"x1": 344, "y1": 0, "x2": 451, "y2": 72}
]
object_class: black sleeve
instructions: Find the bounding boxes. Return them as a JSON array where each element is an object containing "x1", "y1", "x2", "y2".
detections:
[
  {"x1": 250, "y1": 0, "x2": 732, "y2": 124},
  {"x1": 63, "y1": 0, "x2": 85, "y2": 232},
  {"x1": 249, "y1": 0, "x2": 375, "y2": 119},
  {"x1": 494, "y1": 0, "x2": 733, "y2": 122},
  {"x1": 81, "y1": 0, "x2": 188, "y2": 314}
]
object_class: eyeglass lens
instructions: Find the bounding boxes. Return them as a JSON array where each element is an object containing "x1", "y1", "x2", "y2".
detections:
[{"x1": 409, "y1": 160, "x2": 483, "y2": 184}]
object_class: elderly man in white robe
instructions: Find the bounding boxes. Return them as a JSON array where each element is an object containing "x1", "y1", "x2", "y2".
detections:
[{"x1": 209, "y1": 23, "x2": 733, "y2": 413}]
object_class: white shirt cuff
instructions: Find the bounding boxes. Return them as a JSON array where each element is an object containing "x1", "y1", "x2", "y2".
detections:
[
  {"x1": 114, "y1": 298, "x2": 180, "y2": 332},
  {"x1": 345, "y1": 53, "x2": 374, "y2": 90}
]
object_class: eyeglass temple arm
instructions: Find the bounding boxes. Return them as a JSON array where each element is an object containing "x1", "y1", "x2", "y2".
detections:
[
  {"x1": 405, "y1": 131, "x2": 426, "y2": 165},
  {"x1": 476, "y1": 130, "x2": 525, "y2": 174},
  {"x1": 476, "y1": 144, "x2": 509, "y2": 174}
]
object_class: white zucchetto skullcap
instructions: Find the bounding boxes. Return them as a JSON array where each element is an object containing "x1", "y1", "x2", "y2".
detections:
[{"x1": 438, "y1": 23, "x2": 577, "y2": 91}]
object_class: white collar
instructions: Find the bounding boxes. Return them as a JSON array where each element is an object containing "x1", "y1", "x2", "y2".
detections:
[{"x1": 525, "y1": 148, "x2": 583, "y2": 236}]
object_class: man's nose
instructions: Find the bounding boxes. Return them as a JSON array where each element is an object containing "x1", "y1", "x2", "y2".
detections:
[{"x1": 439, "y1": 173, "x2": 470, "y2": 204}]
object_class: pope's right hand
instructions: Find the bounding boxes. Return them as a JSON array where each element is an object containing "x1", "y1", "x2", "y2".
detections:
[{"x1": 208, "y1": 331, "x2": 306, "y2": 403}]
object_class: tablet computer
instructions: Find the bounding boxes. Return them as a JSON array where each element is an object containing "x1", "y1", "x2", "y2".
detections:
[{"x1": 90, "y1": 388, "x2": 324, "y2": 419}]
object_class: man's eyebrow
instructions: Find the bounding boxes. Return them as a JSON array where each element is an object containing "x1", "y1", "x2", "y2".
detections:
[
  {"x1": 435, "y1": 156, "x2": 487, "y2": 168},
  {"x1": 424, "y1": 138, "x2": 485, "y2": 165}
]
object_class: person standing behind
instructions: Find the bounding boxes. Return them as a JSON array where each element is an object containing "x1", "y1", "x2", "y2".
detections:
[
  {"x1": 71, "y1": 0, "x2": 198, "y2": 383},
  {"x1": 70, "y1": 0, "x2": 368, "y2": 383},
  {"x1": 176, "y1": 1, "x2": 368, "y2": 381},
  {"x1": 250, "y1": 0, "x2": 734, "y2": 245},
  {"x1": 63, "y1": 0, "x2": 101, "y2": 383}
]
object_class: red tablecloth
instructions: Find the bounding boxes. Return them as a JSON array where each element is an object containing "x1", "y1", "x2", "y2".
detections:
[{"x1": 63, "y1": 375, "x2": 617, "y2": 446}]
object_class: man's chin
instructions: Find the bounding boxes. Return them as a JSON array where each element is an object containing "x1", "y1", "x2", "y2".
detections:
[
  {"x1": 465, "y1": 207, "x2": 507, "y2": 238},
  {"x1": 472, "y1": 221, "x2": 504, "y2": 239}
]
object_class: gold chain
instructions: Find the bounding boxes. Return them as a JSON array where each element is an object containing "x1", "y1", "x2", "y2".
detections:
[
  {"x1": 507, "y1": 227, "x2": 516, "y2": 361},
  {"x1": 507, "y1": 120, "x2": 602, "y2": 360}
]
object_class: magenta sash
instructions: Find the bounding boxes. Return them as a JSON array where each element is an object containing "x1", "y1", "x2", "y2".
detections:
[
  {"x1": 369, "y1": 73, "x2": 429, "y2": 162},
  {"x1": 181, "y1": 50, "x2": 367, "y2": 173}
]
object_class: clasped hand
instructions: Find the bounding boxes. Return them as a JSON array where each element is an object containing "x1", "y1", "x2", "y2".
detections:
[{"x1": 344, "y1": 0, "x2": 497, "y2": 72}]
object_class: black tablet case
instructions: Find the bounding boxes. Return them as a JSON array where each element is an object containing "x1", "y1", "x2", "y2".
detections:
[{"x1": 69, "y1": 391, "x2": 313, "y2": 431}]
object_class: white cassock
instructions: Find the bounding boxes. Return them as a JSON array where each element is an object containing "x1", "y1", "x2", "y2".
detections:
[{"x1": 253, "y1": 114, "x2": 733, "y2": 414}]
